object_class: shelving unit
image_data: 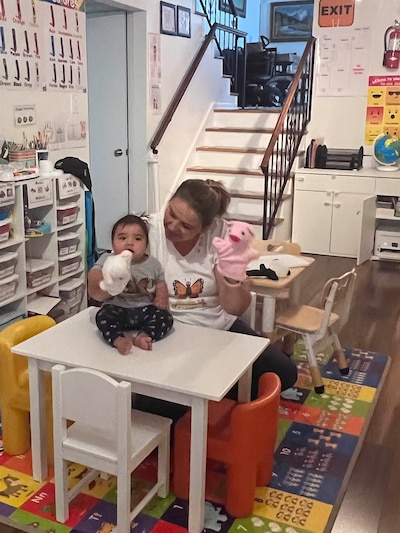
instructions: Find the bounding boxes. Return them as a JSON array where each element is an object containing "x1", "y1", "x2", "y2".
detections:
[
  {"x1": 0, "y1": 174, "x2": 87, "y2": 330},
  {"x1": 292, "y1": 167, "x2": 400, "y2": 263}
]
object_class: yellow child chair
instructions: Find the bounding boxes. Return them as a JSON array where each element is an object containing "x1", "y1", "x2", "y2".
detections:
[{"x1": 0, "y1": 315, "x2": 56, "y2": 458}]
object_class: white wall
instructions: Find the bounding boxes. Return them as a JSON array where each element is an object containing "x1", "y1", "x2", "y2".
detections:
[{"x1": 308, "y1": 0, "x2": 400, "y2": 165}]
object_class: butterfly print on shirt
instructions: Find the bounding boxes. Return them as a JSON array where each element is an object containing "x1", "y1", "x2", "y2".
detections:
[{"x1": 173, "y1": 278, "x2": 204, "y2": 299}]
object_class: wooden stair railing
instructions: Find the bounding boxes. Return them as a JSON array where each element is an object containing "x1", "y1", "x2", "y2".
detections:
[
  {"x1": 149, "y1": 22, "x2": 246, "y2": 155},
  {"x1": 260, "y1": 37, "x2": 316, "y2": 239}
]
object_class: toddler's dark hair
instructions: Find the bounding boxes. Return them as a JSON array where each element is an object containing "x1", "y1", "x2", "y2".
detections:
[{"x1": 111, "y1": 214, "x2": 149, "y2": 242}]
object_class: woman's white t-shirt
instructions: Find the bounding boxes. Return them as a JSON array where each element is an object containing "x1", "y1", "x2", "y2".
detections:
[{"x1": 148, "y1": 211, "x2": 236, "y2": 330}]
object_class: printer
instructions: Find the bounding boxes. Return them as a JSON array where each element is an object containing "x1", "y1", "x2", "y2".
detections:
[{"x1": 375, "y1": 224, "x2": 400, "y2": 258}]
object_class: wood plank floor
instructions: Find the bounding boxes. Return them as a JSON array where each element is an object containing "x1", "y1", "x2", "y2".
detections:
[{"x1": 1, "y1": 254, "x2": 399, "y2": 533}]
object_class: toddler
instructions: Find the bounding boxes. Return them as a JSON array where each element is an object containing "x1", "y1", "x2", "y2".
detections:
[{"x1": 88, "y1": 214, "x2": 173, "y2": 354}]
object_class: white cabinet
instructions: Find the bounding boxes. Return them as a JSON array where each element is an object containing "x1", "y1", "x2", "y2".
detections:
[
  {"x1": 0, "y1": 174, "x2": 86, "y2": 330},
  {"x1": 292, "y1": 170, "x2": 376, "y2": 264}
]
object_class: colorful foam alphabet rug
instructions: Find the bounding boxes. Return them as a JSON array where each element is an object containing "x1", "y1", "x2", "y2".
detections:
[{"x1": 0, "y1": 345, "x2": 390, "y2": 533}]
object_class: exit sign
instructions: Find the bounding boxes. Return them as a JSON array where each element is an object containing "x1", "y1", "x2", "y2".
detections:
[{"x1": 318, "y1": 0, "x2": 355, "y2": 27}]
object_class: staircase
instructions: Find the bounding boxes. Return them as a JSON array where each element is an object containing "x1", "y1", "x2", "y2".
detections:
[{"x1": 185, "y1": 107, "x2": 305, "y2": 240}]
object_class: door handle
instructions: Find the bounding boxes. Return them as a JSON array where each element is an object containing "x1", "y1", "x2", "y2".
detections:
[{"x1": 114, "y1": 149, "x2": 123, "y2": 157}]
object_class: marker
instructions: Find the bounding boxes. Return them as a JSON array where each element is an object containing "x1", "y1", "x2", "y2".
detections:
[
  {"x1": 0, "y1": 26, "x2": 5, "y2": 53},
  {"x1": 31, "y1": 0, "x2": 36, "y2": 25},
  {"x1": 15, "y1": 58, "x2": 20, "y2": 80},
  {"x1": 11, "y1": 28, "x2": 17, "y2": 53},
  {"x1": 16, "y1": 0, "x2": 21, "y2": 21},
  {"x1": 2, "y1": 57, "x2": 8, "y2": 80},
  {"x1": 34, "y1": 32, "x2": 39, "y2": 55},
  {"x1": 50, "y1": 5, "x2": 55, "y2": 27},
  {"x1": 59, "y1": 36, "x2": 64, "y2": 58},
  {"x1": 24, "y1": 30, "x2": 29, "y2": 54}
]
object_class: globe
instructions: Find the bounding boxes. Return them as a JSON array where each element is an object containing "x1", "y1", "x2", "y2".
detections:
[{"x1": 373, "y1": 134, "x2": 400, "y2": 172}]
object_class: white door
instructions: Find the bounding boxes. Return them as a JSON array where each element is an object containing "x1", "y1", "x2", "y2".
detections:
[
  {"x1": 86, "y1": 11, "x2": 129, "y2": 251},
  {"x1": 330, "y1": 193, "x2": 374, "y2": 259}
]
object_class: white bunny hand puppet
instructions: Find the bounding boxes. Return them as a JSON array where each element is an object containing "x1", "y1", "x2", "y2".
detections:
[{"x1": 99, "y1": 250, "x2": 133, "y2": 296}]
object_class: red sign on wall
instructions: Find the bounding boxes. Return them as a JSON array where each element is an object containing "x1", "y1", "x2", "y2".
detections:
[{"x1": 318, "y1": 0, "x2": 355, "y2": 27}]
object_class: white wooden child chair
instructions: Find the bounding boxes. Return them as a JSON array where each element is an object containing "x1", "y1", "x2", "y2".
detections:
[{"x1": 52, "y1": 364, "x2": 172, "y2": 532}]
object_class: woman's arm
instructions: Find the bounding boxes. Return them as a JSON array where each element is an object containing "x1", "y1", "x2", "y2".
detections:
[
  {"x1": 215, "y1": 267, "x2": 252, "y2": 316},
  {"x1": 87, "y1": 266, "x2": 110, "y2": 302},
  {"x1": 153, "y1": 280, "x2": 169, "y2": 310}
]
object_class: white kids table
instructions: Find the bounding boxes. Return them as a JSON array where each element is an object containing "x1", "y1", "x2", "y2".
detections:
[{"x1": 12, "y1": 306, "x2": 269, "y2": 533}]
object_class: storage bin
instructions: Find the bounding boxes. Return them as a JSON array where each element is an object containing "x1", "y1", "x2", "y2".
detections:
[
  {"x1": 59, "y1": 278, "x2": 85, "y2": 306},
  {"x1": 57, "y1": 203, "x2": 79, "y2": 226},
  {"x1": 58, "y1": 251, "x2": 82, "y2": 276},
  {"x1": 0, "y1": 251, "x2": 18, "y2": 280},
  {"x1": 26, "y1": 259, "x2": 55, "y2": 289},
  {"x1": 57, "y1": 232, "x2": 80, "y2": 257},
  {"x1": 0, "y1": 217, "x2": 12, "y2": 242},
  {"x1": 0, "y1": 274, "x2": 18, "y2": 302}
]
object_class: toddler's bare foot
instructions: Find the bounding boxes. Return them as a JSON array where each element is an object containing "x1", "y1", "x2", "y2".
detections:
[
  {"x1": 133, "y1": 332, "x2": 153, "y2": 350},
  {"x1": 114, "y1": 336, "x2": 133, "y2": 355}
]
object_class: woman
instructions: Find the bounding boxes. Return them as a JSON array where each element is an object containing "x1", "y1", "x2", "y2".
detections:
[{"x1": 144, "y1": 178, "x2": 298, "y2": 406}]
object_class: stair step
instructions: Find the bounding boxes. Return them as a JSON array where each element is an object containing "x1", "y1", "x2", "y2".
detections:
[
  {"x1": 186, "y1": 166, "x2": 263, "y2": 176},
  {"x1": 206, "y1": 126, "x2": 276, "y2": 134},
  {"x1": 230, "y1": 191, "x2": 291, "y2": 201},
  {"x1": 196, "y1": 146, "x2": 265, "y2": 154},
  {"x1": 213, "y1": 108, "x2": 281, "y2": 128},
  {"x1": 214, "y1": 108, "x2": 281, "y2": 114},
  {"x1": 224, "y1": 213, "x2": 284, "y2": 227}
]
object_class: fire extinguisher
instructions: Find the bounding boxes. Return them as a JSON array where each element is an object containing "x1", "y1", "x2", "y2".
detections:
[{"x1": 383, "y1": 20, "x2": 400, "y2": 69}]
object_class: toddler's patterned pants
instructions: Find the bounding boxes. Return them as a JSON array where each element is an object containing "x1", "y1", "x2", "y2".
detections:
[{"x1": 96, "y1": 304, "x2": 173, "y2": 346}]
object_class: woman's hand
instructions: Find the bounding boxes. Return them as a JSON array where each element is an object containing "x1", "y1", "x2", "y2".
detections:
[{"x1": 214, "y1": 267, "x2": 252, "y2": 316}]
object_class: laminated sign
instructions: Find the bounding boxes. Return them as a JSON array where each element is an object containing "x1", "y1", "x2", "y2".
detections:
[{"x1": 318, "y1": 0, "x2": 355, "y2": 27}]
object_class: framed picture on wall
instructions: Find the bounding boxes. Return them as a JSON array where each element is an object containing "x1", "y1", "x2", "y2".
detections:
[
  {"x1": 177, "y1": 6, "x2": 191, "y2": 38},
  {"x1": 219, "y1": 0, "x2": 247, "y2": 18},
  {"x1": 270, "y1": 1, "x2": 313, "y2": 42},
  {"x1": 160, "y1": 2, "x2": 177, "y2": 35}
]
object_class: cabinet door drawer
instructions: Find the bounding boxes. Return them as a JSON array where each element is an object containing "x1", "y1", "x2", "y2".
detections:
[
  {"x1": 295, "y1": 173, "x2": 375, "y2": 194},
  {"x1": 295, "y1": 173, "x2": 331, "y2": 191},
  {"x1": 375, "y1": 178, "x2": 400, "y2": 196},
  {"x1": 330, "y1": 175, "x2": 375, "y2": 194}
]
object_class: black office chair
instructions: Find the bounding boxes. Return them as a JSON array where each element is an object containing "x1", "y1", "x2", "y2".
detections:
[{"x1": 245, "y1": 36, "x2": 293, "y2": 107}]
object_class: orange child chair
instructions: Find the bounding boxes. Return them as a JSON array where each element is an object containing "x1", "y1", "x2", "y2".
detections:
[
  {"x1": 173, "y1": 372, "x2": 281, "y2": 517},
  {"x1": 0, "y1": 315, "x2": 56, "y2": 458}
]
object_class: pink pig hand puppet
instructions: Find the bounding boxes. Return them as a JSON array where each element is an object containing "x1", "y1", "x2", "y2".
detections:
[
  {"x1": 99, "y1": 250, "x2": 133, "y2": 296},
  {"x1": 212, "y1": 220, "x2": 259, "y2": 282}
]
